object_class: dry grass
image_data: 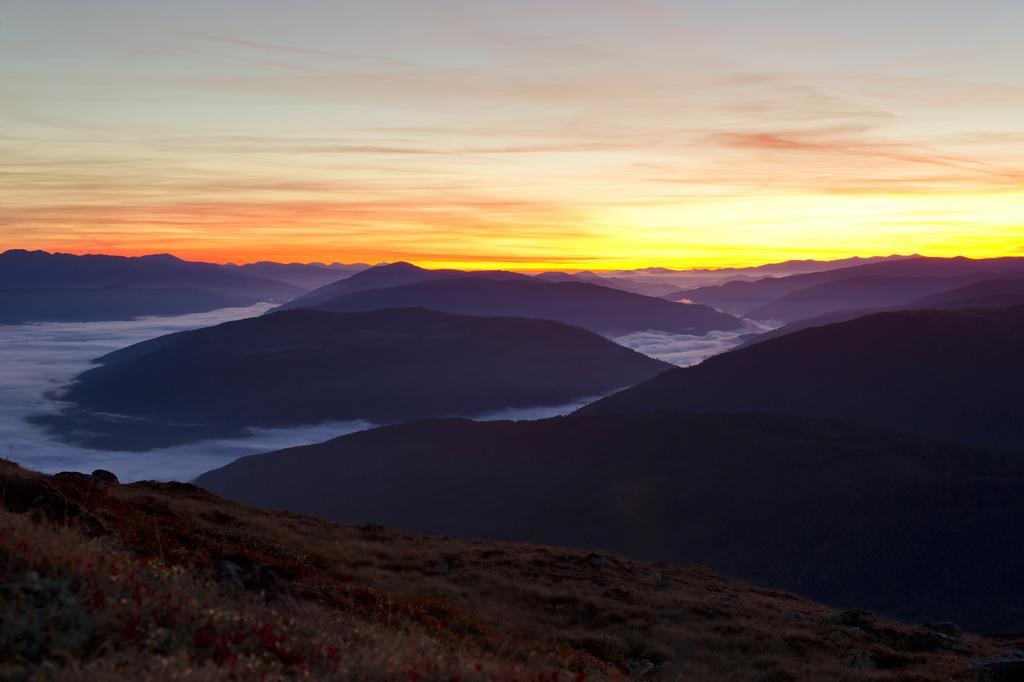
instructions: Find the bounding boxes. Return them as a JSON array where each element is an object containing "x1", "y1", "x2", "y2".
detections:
[{"x1": 1, "y1": 459, "x2": 1020, "y2": 680}]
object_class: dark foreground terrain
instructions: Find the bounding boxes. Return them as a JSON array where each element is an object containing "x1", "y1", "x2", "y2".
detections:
[
  {"x1": 3, "y1": 460, "x2": 1022, "y2": 681},
  {"x1": 197, "y1": 412, "x2": 1024, "y2": 633}
]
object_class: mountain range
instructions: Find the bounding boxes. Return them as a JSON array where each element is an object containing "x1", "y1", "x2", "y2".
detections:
[
  {"x1": 0, "y1": 250, "x2": 303, "y2": 324},
  {"x1": 226, "y1": 260, "x2": 370, "y2": 289},
  {"x1": 1, "y1": 249, "x2": 954, "y2": 328},
  {"x1": 277, "y1": 261, "x2": 528, "y2": 310},
  {"x1": 740, "y1": 276, "x2": 1024, "y2": 347},
  {"x1": 667, "y1": 256, "x2": 1024, "y2": 320},
  {"x1": 282, "y1": 263, "x2": 743, "y2": 336}
]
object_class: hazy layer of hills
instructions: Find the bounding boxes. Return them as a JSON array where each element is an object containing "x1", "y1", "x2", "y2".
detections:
[
  {"x1": 282, "y1": 262, "x2": 743, "y2": 336},
  {"x1": 668, "y1": 255, "x2": 1024, "y2": 320},
  {"x1": 2, "y1": 249, "x2": 960, "y2": 328},
  {"x1": 740, "y1": 276, "x2": 1024, "y2": 347},
  {"x1": 36, "y1": 308, "x2": 669, "y2": 450},
  {"x1": 582, "y1": 307, "x2": 1024, "y2": 451},
  {"x1": 605, "y1": 254, "x2": 916, "y2": 294},
  {"x1": 227, "y1": 260, "x2": 370, "y2": 289},
  {"x1": 0, "y1": 250, "x2": 303, "y2": 324},
  {"x1": 0, "y1": 250, "x2": 302, "y2": 298},
  {"x1": 197, "y1": 411, "x2": 1024, "y2": 632},
  {"x1": 282, "y1": 256, "x2": 917, "y2": 309}
]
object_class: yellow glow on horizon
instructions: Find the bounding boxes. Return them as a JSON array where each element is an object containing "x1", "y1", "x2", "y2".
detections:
[
  {"x1": 17, "y1": 188, "x2": 1022, "y2": 272},
  {"x1": 5, "y1": 1, "x2": 1024, "y2": 273}
]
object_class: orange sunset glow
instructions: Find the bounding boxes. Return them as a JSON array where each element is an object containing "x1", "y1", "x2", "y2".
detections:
[{"x1": 3, "y1": 1, "x2": 1023, "y2": 269}]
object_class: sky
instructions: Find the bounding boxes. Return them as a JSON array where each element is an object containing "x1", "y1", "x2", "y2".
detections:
[{"x1": 2, "y1": 0, "x2": 1023, "y2": 270}]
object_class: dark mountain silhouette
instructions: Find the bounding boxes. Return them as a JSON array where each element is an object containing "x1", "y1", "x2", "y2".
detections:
[
  {"x1": 0, "y1": 250, "x2": 303, "y2": 323},
  {"x1": 277, "y1": 262, "x2": 529, "y2": 310},
  {"x1": 229, "y1": 261, "x2": 371, "y2": 290},
  {"x1": 304, "y1": 277, "x2": 744, "y2": 336},
  {"x1": 196, "y1": 411, "x2": 1024, "y2": 632},
  {"x1": 0, "y1": 250, "x2": 301, "y2": 298},
  {"x1": 580, "y1": 307, "x2": 1024, "y2": 451},
  {"x1": 664, "y1": 256, "x2": 1024, "y2": 316},
  {"x1": 35, "y1": 308, "x2": 670, "y2": 450}
]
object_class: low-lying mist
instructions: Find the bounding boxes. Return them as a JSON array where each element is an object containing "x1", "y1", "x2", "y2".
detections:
[
  {"x1": 613, "y1": 321, "x2": 772, "y2": 366},
  {"x1": 0, "y1": 305, "x2": 755, "y2": 483}
]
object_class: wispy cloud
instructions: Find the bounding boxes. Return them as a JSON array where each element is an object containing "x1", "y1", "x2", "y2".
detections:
[{"x1": 2, "y1": 0, "x2": 1023, "y2": 266}]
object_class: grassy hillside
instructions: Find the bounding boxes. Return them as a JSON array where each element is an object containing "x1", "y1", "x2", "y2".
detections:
[{"x1": 3, "y1": 461, "x2": 1022, "y2": 680}]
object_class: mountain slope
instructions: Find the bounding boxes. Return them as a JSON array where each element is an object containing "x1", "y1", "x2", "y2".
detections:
[
  {"x1": 8, "y1": 460, "x2": 1017, "y2": 680},
  {"x1": 580, "y1": 307, "x2": 1024, "y2": 451},
  {"x1": 743, "y1": 274, "x2": 982, "y2": 323},
  {"x1": 37, "y1": 308, "x2": 670, "y2": 450},
  {"x1": 910, "y1": 277, "x2": 1024, "y2": 309},
  {"x1": 739, "y1": 278, "x2": 1024, "y2": 347},
  {"x1": 309, "y1": 277, "x2": 743, "y2": 336},
  {"x1": 197, "y1": 411, "x2": 1024, "y2": 632}
]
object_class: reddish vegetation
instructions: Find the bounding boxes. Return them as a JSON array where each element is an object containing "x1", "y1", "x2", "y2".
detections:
[{"x1": 1, "y1": 459, "x2": 1020, "y2": 680}]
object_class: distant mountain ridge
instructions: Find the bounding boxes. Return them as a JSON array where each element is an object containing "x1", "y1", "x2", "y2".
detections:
[
  {"x1": 0, "y1": 250, "x2": 301, "y2": 298},
  {"x1": 0, "y1": 249, "x2": 305, "y2": 323},
  {"x1": 609, "y1": 254, "x2": 917, "y2": 292},
  {"x1": 227, "y1": 260, "x2": 371, "y2": 290},
  {"x1": 35, "y1": 307, "x2": 670, "y2": 450}
]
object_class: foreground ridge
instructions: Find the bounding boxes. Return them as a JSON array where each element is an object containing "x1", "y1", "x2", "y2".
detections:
[{"x1": 1, "y1": 460, "x2": 1020, "y2": 681}]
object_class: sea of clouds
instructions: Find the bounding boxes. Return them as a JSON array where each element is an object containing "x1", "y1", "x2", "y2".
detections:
[
  {"x1": 0, "y1": 306, "x2": 766, "y2": 483},
  {"x1": 614, "y1": 320, "x2": 774, "y2": 367}
]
